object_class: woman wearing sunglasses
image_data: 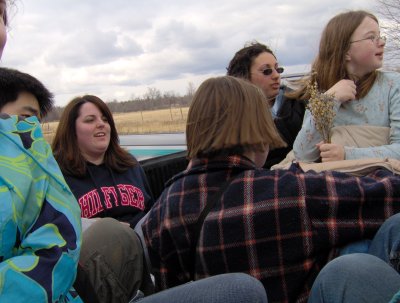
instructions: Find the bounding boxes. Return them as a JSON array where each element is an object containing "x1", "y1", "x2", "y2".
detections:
[{"x1": 227, "y1": 41, "x2": 305, "y2": 168}]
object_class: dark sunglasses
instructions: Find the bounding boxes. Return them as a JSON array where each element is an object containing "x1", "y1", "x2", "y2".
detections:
[{"x1": 261, "y1": 67, "x2": 284, "y2": 76}]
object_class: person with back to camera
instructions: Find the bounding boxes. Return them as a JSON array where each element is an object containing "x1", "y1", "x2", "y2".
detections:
[
  {"x1": 0, "y1": 2, "x2": 82, "y2": 300},
  {"x1": 141, "y1": 75, "x2": 400, "y2": 302},
  {"x1": 226, "y1": 41, "x2": 305, "y2": 168},
  {"x1": 292, "y1": 10, "x2": 400, "y2": 163}
]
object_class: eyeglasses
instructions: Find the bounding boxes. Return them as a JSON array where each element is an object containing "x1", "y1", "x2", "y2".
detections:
[
  {"x1": 260, "y1": 67, "x2": 284, "y2": 76},
  {"x1": 350, "y1": 35, "x2": 386, "y2": 45}
]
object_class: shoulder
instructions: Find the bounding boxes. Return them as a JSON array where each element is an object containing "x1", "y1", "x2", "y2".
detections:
[
  {"x1": 277, "y1": 87, "x2": 306, "y2": 115},
  {"x1": 124, "y1": 162, "x2": 148, "y2": 180},
  {"x1": 376, "y1": 71, "x2": 400, "y2": 103},
  {"x1": 281, "y1": 84, "x2": 305, "y2": 103},
  {"x1": 377, "y1": 70, "x2": 400, "y2": 84},
  {"x1": 63, "y1": 173, "x2": 81, "y2": 183}
]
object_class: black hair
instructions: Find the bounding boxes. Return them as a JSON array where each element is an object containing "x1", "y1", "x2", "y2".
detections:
[
  {"x1": 226, "y1": 41, "x2": 276, "y2": 80},
  {"x1": 0, "y1": 67, "x2": 54, "y2": 117}
]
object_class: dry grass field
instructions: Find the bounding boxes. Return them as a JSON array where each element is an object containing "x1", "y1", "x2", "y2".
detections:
[{"x1": 42, "y1": 107, "x2": 189, "y2": 144}]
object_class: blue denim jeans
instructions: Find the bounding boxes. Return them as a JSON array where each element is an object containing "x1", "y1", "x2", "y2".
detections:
[
  {"x1": 339, "y1": 239, "x2": 371, "y2": 255},
  {"x1": 308, "y1": 213, "x2": 400, "y2": 303},
  {"x1": 131, "y1": 273, "x2": 268, "y2": 303},
  {"x1": 308, "y1": 253, "x2": 400, "y2": 303},
  {"x1": 368, "y1": 213, "x2": 400, "y2": 271}
]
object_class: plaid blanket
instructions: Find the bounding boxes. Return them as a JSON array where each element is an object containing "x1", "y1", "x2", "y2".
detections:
[{"x1": 143, "y1": 155, "x2": 400, "y2": 303}]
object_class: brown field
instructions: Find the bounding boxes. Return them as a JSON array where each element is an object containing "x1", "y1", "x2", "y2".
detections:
[{"x1": 42, "y1": 107, "x2": 189, "y2": 144}]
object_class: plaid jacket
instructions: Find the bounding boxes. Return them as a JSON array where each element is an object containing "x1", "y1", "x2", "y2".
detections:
[{"x1": 142, "y1": 155, "x2": 400, "y2": 303}]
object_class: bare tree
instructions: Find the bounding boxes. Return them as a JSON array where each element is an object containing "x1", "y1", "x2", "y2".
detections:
[
  {"x1": 376, "y1": 0, "x2": 400, "y2": 66},
  {"x1": 144, "y1": 87, "x2": 162, "y2": 100},
  {"x1": 186, "y1": 82, "x2": 196, "y2": 98}
]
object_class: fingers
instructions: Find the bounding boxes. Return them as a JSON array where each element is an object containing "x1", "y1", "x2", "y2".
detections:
[
  {"x1": 347, "y1": 80, "x2": 357, "y2": 100},
  {"x1": 318, "y1": 143, "x2": 345, "y2": 162},
  {"x1": 320, "y1": 148, "x2": 336, "y2": 162},
  {"x1": 341, "y1": 80, "x2": 356, "y2": 102},
  {"x1": 327, "y1": 80, "x2": 357, "y2": 102}
]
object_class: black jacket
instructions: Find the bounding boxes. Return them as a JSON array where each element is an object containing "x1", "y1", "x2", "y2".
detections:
[{"x1": 264, "y1": 86, "x2": 306, "y2": 168}]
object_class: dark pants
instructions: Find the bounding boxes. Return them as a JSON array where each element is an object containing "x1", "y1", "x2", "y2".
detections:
[{"x1": 75, "y1": 218, "x2": 146, "y2": 303}]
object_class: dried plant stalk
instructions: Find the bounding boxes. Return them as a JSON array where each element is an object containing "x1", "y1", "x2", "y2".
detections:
[{"x1": 306, "y1": 79, "x2": 336, "y2": 143}]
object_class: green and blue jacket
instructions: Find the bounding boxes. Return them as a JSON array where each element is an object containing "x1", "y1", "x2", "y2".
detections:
[{"x1": 0, "y1": 114, "x2": 82, "y2": 302}]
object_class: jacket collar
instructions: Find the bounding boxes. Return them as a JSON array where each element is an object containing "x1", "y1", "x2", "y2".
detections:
[{"x1": 166, "y1": 155, "x2": 256, "y2": 186}]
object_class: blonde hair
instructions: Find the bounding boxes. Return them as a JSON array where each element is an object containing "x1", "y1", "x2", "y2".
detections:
[{"x1": 186, "y1": 76, "x2": 286, "y2": 159}]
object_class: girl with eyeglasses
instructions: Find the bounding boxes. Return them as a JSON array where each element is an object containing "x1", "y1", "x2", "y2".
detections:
[
  {"x1": 141, "y1": 75, "x2": 400, "y2": 303},
  {"x1": 291, "y1": 10, "x2": 400, "y2": 163},
  {"x1": 227, "y1": 42, "x2": 306, "y2": 168}
]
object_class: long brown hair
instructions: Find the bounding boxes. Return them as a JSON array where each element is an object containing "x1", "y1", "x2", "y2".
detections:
[
  {"x1": 186, "y1": 76, "x2": 286, "y2": 159},
  {"x1": 52, "y1": 95, "x2": 136, "y2": 177},
  {"x1": 290, "y1": 10, "x2": 379, "y2": 100}
]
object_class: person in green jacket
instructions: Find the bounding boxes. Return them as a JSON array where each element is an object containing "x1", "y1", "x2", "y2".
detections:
[{"x1": 0, "y1": 2, "x2": 82, "y2": 301}]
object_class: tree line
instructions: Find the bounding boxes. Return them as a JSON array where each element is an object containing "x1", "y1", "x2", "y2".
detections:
[{"x1": 43, "y1": 83, "x2": 196, "y2": 122}]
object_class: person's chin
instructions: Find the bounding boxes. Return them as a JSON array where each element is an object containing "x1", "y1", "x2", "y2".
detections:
[
  {"x1": 95, "y1": 143, "x2": 109, "y2": 152},
  {"x1": 267, "y1": 91, "x2": 279, "y2": 99},
  {"x1": 373, "y1": 56, "x2": 384, "y2": 66}
]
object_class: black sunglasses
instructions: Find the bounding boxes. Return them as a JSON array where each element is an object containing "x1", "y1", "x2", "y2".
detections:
[{"x1": 261, "y1": 67, "x2": 284, "y2": 76}]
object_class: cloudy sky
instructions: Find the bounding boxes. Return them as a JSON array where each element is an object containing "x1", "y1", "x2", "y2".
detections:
[{"x1": 2, "y1": 0, "x2": 380, "y2": 106}]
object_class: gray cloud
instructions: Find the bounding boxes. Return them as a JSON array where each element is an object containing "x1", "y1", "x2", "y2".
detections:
[
  {"x1": 45, "y1": 28, "x2": 143, "y2": 67},
  {"x1": 3, "y1": 0, "x2": 378, "y2": 105}
]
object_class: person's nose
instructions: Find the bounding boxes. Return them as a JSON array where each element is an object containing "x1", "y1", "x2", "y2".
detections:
[
  {"x1": 271, "y1": 69, "x2": 280, "y2": 79},
  {"x1": 378, "y1": 36, "x2": 386, "y2": 47},
  {"x1": 96, "y1": 119, "x2": 105, "y2": 128}
]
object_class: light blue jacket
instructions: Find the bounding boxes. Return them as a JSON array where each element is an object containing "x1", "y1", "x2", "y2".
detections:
[
  {"x1": 0, "y1": 114, "x2": 82, "y2": 302},
  {"x1": 293, "y1": 71, "x2": 400, "y2": 162}
]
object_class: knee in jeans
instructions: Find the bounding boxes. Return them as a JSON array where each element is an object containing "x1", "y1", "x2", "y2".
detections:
[
  {"x1": 320, "y1": 254, "x2": 373, "y2": 279},
  {"x1": 383, "y1": 213, "x2": 400, "y2": 229}
]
